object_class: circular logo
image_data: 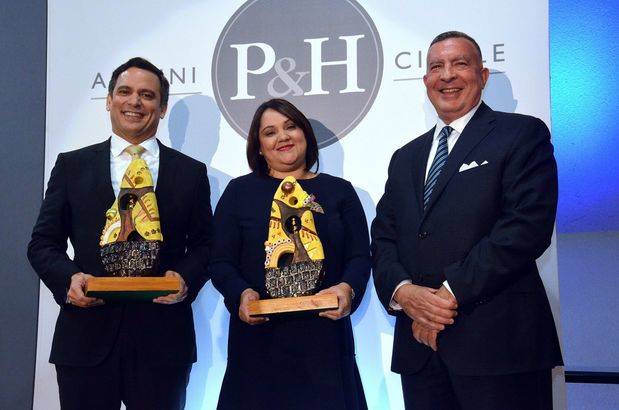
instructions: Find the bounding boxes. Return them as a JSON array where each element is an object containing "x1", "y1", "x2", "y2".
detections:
[{"x1": 212, "y1": 0, "x2": 383, "y2": 148}]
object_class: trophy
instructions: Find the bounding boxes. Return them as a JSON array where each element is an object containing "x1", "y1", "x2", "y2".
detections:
[
  {"x1": 248, "y1": 176, "x2": 338, "y2": 316},
  {"x1": 85, "y1": 156, "x2": 179, "y2": 300}
]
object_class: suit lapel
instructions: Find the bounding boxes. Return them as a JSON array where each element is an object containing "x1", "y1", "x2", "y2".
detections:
[
  {"x1": 411, "y1": 129, "x2": 435, "y2": 214},
  {"x1": 155, "y1": 140, "x2": 178, "y2": 202},
  {"x1": 422, "y1": 102, "x2": 496, "y2": 219},
  {"x1": 93, "y1": 138, "x2": 115, "y2": 207}
]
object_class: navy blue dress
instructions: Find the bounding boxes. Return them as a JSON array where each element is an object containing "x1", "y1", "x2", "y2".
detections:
[{"x1": 211, "y1": 172, "x2": 370, "y2": 410}]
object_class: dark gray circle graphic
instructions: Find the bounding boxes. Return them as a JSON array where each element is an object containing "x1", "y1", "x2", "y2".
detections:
[{"x1": 212, "y1": 0, "x2": 383, "y2": 148}]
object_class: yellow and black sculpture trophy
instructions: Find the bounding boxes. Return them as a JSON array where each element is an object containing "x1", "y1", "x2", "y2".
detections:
[
  {"x1": 248, "y1": 176, "x2": 338, "y2": 316},
  {"x1": 86, "y1": 145, "x2": 179, "y2": 300}
]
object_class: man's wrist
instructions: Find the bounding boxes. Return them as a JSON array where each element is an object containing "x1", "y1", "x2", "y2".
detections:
[
  {"x1": 442, "y1": 280, "x2": 455, "y2": 298},
  {"x1": 390, "y1": 280, "x2": 412, "y2": 310},
  {"x1": 339, "y1": 282, "x2": 354, "y2": 299}
]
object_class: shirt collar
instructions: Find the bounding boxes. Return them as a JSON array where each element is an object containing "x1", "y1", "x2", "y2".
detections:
[
  {"x1": 435, "y1": 99, "x2": 483, "y2": 139},
  {"x1": 110, "y1": 133, "x2": 159, "y2": 157}
]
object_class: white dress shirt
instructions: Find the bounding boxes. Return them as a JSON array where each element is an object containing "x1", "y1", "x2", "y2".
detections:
[
  {"x1": 390, "y1": 101, "x2": 482, "y2": 309},
  {"x1": 110, "y1": 134, "x2": 160, "y2": 197}
]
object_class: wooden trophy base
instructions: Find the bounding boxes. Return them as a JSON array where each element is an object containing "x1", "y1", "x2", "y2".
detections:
[
  {"x1": 248, "y1": 293, "x2": 338, "y2": 317},
  {"x1": 85, "y1": 276, "x2": 180, "y2": 301}
]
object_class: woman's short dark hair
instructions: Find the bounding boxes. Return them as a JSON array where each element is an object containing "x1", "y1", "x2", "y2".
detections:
[{"x1": 246, "y1": 98, "x2": 320, "y2": 176}]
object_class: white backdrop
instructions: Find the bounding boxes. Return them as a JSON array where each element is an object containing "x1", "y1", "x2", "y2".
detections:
[{"x1": 38, "y1": 1, "x2": 565, "y2": 409}]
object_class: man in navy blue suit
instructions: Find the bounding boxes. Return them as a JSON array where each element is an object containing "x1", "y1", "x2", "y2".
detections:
[
  {"x1": 28, "y1": 57, "x2": 212, "y2": 410},
  {"x1": 372, "y1": 31, "x2": 562, "y2": 409}
]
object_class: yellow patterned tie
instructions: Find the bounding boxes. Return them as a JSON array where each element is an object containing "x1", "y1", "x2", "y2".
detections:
[
  {"x1": 100, "y1": 144, "x2": 163, "y2": 246},
  {"x1": 125, "y1": 144, "x2": 145, "y2": 160}
]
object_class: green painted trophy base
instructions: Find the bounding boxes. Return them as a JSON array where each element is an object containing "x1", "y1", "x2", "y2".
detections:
[{"x1": 85, "y1": 277, "x2": 180, "y2": 301}]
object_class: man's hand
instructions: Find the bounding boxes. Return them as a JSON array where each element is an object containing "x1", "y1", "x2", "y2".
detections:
[
  {"x1": 239, "y1": 288, "x2": 268, "y2": 325},
  {"x1": 412, "y1": 321, "x2": 438, "y2": 351},
  {"x1": 317, "y1": 282, "x2": 353, "y2": 320},
  {"x1": 410, "y1": 285, "x2": 458, "y2": 350},
  {"x1": 394, "y1": 283, "x2": 457, "y2": 331},
  {"x1": 436, "y1": 284, "x2": 458, "y2": 306},
  {"x1": 67, "y1": 272, "x2": 104, "y2": 308},
  {"x1": 153, "y1": 271, "x2": 188, "y2": 304}
]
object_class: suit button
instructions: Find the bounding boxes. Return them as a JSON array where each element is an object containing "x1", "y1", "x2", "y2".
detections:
[{"x1": 418, "y1": 232, "x2": 428, "y2": 239}]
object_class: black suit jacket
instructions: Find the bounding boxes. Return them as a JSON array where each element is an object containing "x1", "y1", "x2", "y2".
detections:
[
  {"x1": 28, "y1": 138, "x2": 213, "y2": 366},
  {"x1": 371, "y1": 102, "x2": 563, "y2": 376}
]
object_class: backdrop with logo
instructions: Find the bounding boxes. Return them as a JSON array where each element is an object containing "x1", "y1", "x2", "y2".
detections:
[{"x1": 39, "y1": 1, "x2": 564, "y2": 408}]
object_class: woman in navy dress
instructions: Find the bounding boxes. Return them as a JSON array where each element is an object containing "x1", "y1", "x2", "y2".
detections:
[{"x1": 211, "y1": 99, "x2": 370, "y2": 409}]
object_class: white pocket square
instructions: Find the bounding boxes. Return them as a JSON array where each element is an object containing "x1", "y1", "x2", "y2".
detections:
[{"x1": 459, "y1": 160, "x2": 488, "y2": 172}]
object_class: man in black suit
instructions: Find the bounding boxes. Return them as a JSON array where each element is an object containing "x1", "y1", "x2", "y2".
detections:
[
  {"x1": 371, "y1": 31, "x2": 562, "y2": 409},
  {"x1": 28, "y1": 57, "x2": 212, "y2": 410}
]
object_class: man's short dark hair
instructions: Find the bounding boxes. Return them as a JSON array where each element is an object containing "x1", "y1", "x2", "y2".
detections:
[
  {"x1": 430, "y1": 31, "x2": 483, "y2": 62},
  {"x1": 246, "y1": 98, "x2": 320, "y2": 177},
  {"x1": 108, "y1": 57, "x2": 169, "y2": 108}
]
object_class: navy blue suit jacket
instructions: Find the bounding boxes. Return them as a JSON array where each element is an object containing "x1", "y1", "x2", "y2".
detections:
[
  {"x1": 28, "y1": 139, "x2": 212, "y2": 366},
  {"x1": 371, "y1": 102, "x2": 563, "y2": 375}
]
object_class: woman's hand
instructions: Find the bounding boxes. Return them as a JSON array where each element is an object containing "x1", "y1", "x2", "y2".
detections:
[
  {"x1": 239, "y1": 288, "x2": 269, "y2": 325},
  {"x1": 317, "y1": 282, "x2": 353, "y2": 320}
]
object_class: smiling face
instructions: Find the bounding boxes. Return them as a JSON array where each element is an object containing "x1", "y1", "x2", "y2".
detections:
[
  {"x1": 106, "y1": 67, "x2": 166, "y2": 144},
  {"x1": 258, "y1": 108, "x2": 308, "y2": 178},
  {"x1": 423, "y1": 37, "x2": 489, "y2": 124}
]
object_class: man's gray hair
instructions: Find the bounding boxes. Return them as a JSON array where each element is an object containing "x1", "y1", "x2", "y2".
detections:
[{"x1": 429, "y1": 31, "x2": 483, "y2": 62}]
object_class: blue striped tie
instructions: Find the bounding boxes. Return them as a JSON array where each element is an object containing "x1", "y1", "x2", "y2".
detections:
[{"x1": 423, "y1": 126, "x2": 453, "y2": 209}]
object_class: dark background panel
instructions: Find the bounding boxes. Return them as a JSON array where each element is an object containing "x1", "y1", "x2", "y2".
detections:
[{"x1": 0, "y1": 1, "x2": 46, "y2": 409}]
